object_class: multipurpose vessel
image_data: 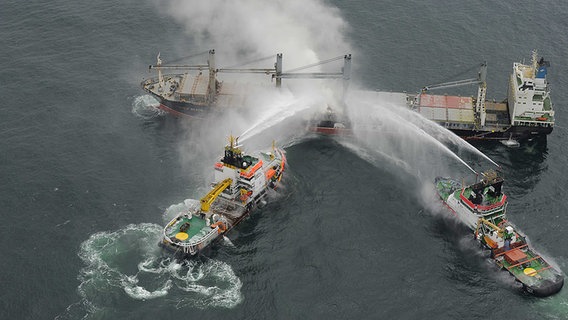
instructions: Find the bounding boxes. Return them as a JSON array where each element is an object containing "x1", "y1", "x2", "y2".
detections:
[
  {"x1": 408, "y1": 51, "x2": 554, "y2": 141},
  {"x1": 161, "y1": 136, "x2": 286, "y2": 256},
  {"x1": 435, "y1": 171, "x2": 563, "y2": 297}
]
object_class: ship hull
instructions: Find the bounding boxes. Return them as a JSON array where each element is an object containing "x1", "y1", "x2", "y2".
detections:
[
  {"x1": 449, "y1": 125, "x2": 553, "y2": 141},
  {"x1": 154, "y1": 96, "x2": 209, "y2": 119},
  {"x1": 527, "y1": 277, "x2": 565, "y2": 297}
]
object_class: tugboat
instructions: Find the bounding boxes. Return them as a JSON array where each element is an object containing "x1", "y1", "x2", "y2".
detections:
[
  {"x1": 161, "y1": 136, "x2": 286, "y2": 256},
  {"x1": 435, "y1": 171, "x2": 564, "y2": 297}
]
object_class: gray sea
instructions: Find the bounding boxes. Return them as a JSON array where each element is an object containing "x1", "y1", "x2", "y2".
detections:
[{"x1": 2, "y1": 0, "x2": 568, "y2": 319}]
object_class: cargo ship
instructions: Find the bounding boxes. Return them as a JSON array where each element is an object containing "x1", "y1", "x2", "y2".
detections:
[
  {"x1": 161, "y1": 136, "x2": 286, "y2": 256},
  {"x1": 141, "y1": 50, "x2": 352, "y2": 119},
  {"x1": 408, "y1": 51, "x2": 554, "y2": 141},
  {"x1": 435, "y1": 171, "x2": 563, "y2": 297}
]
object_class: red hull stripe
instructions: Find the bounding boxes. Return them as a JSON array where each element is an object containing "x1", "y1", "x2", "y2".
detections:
[{"x1": 459, "y1": 190, "x2": 506, "y2": 211}]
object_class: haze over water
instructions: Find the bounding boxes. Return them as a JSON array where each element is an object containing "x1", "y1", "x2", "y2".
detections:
[{"x1": 2, "y1": 0, "x2": 568, "y2": 319}]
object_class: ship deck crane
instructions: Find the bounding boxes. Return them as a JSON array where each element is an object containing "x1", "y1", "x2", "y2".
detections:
[
  {"x1": 200, "y1": 178, "x2": 233, "y2": 212},
  {"x1": 149, "y1": 50, "x2": 352, "y2": 102},
  {"x1": 421, "y1": 62, "x2": 488, "y2": 127}
]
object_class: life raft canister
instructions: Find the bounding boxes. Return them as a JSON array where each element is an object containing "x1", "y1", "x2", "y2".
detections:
[{"x1": 210, "y1": 221, "x2": 227, "y2": 234}]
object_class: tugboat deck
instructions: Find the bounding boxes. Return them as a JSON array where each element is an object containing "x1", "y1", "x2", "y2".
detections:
[
  {"x1": 497, "y1": 247, "x2": 556, "y2": 286},
  {"x1": 165, "y1": 215, "x2": 209, "y2": 244}
]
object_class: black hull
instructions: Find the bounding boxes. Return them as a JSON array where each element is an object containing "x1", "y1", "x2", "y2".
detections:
[
  {"x1": 525, "y1": 276, "x2": 564, "y2": 297},
  {"x1": 144, "y1": 89, "x2": 210, "y2": 118},
  {"x1": 450, "y1": 126, "x2": 553, "y2": 141}
]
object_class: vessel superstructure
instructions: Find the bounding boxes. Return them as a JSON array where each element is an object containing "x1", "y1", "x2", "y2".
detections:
[
  {"x1": 161, "y1": 136, "x2": 286, "y2": 256},
  {"x1": 435, "y1": 171, "x2": 563, "y2": 296}
]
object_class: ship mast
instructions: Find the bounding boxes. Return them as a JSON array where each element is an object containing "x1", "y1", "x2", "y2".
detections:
[
  {"x1": 421, "y1": 62, "x2": 488, "y2": 128},
  {"x1": 156, "y1": 53, "x2": 165, "y2": 92},
  {"x1": 207, "y1": 49, "x2": 216, "y2": 103},
  {"x1": 475, "y1": 62, "x2": 487, "y2": 127}
]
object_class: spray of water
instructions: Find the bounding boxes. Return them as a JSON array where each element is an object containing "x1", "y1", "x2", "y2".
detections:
[
  {"x1": 150, "y1": 0, "x2": 498, "y2": 180},
  {"x1": 350, "y1": 90, "x2": 500, "y2": 169},
  {"x1": 238, "y1": 91, "x2": 311, "y2": 142},
  {"x1": 132, "y1": 95, "x2": 165, "y2": 119},
  {"x1": 343, "y1": 88, "x2": 483, "y2": 183}
]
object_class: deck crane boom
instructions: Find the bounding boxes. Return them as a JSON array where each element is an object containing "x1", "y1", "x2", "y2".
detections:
[
  {"x1": 200, "y1": 178, "x2": 233, "y2": 212},
  {"x1": 148, "y1": 50, "x2": 352, "y2": 106},
  {"x1": 421, "y1": 62, "x2": 488, "y2": 127}
]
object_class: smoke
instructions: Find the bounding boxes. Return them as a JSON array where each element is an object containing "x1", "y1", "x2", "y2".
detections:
[
  {"x1": 155, "y1": 0, "x2": 352, "y2": 70},
  {"x1": 148, "y1": 0, "x2": 354, "y2": 185},
  {"x1": 152, "y1": 0, "x2": 494, "y2": 195}
]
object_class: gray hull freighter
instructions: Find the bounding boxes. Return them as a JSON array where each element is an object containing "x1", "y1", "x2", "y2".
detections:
[
  {"x1": 435, "y1": 171, "x2": 563, "y2": 297},
  {"x1": 161, "y1": 136, "x2": 286, "y2": 256}
]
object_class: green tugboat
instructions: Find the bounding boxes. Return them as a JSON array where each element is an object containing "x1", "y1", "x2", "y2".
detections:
[
  {"x1": 161, "y1": 136, "x2": 286, "y2": 256},
  {"x1": 435, "y1": 171, "x2": 564, "y2": 297}
]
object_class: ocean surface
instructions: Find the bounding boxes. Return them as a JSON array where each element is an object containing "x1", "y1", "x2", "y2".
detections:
[{"x1": 2, "y1": 0, "x2": 568, "y2": 319}]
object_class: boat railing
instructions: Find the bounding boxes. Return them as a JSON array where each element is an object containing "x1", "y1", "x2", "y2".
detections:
[
  {"x1": 163, "y1": 224, "x2": 219, "y2": 248},
  {"x1": 506, "y1": 255, "x2": 542, "y2": 271},
  {"x1": 494, "y1": 243, "x2": 529, "y2": 258},
  {"x1": 188, "y1": 227, "x2": 219, "y2": 247}
]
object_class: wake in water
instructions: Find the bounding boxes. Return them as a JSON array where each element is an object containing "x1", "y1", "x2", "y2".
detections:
[
  {"x1": 132, "y1": 95, "x2": 165, "y2": 120},
  {"x1": 57, "y1": 222, "x2": 242, "y2": 319}
]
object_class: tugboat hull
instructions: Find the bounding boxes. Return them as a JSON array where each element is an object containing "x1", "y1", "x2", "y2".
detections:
[{"x1": 527, "y1": 277, "x2": 565, "y2": 297}]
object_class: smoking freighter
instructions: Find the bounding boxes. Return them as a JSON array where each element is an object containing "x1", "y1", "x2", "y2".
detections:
[
  {"x1": 435, "y1": 171, "x2": 563, "y2": 297},
  {"x1": 161, "y1": 136, "x2": 286, "y2": 256},
  {"x1": 141, "y1": 50, "x2": 351, "y2": 120}
]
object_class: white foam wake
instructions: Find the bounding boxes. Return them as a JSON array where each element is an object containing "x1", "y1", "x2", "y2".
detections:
[
  {"x1": 131, "y1": 95, "x2": 165, "y2": 119},
  {"x1": 57, "y1": 223, "x2": 242, "y2": 318}
]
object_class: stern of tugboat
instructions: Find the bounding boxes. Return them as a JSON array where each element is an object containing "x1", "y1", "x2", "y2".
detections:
[
  {"x1": 161, "y1": 212, "x2": 221, "y2": 256},
  {"x1": 525, "y1": 272, "x2": 564, "y2": 297}
]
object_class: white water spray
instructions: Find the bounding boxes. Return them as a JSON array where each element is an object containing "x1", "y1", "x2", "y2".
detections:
[
  {"x1": 239, "y1": 96, "x2": 314, "y2": 143},
  {"x1": 346, "y1": 90, "x2": 498, "y2": 174}
]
